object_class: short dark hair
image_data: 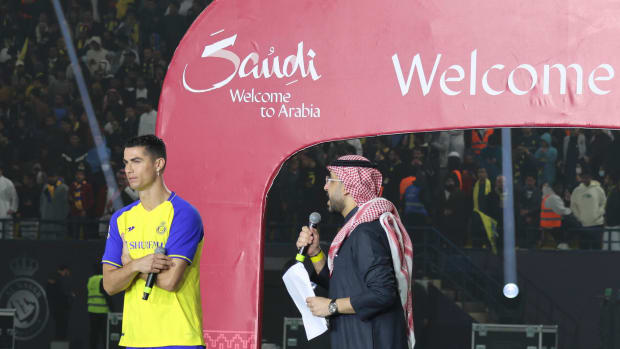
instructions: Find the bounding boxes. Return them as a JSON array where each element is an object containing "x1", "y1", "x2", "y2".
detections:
[{"x1": 124, "y1": 135, "x2": 167, "y2": 171}]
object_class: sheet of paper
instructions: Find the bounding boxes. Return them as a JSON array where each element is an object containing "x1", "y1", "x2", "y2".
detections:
[{"x1": 282, "y1": 262, "x2": 329, "y2": 340}]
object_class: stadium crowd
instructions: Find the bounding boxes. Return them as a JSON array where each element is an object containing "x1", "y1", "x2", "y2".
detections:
[
  {"x1": 267, "y1": 129, "x2": 620, "y2": 251},
  {"x1": 0, "y1": 2, "x2": 619, "y2": 251},
  {"x1": 0, "y1": 0, "x2": 209, "y2": 238}
]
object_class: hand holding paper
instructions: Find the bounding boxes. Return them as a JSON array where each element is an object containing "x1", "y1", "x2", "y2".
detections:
[{"x1": 282, "y1": 263, "x2": 328, "y2": 340}]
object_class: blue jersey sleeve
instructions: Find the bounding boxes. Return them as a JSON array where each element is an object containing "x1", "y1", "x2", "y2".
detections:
[
  {"x1": 102, "y1": 213, "x2": 123, "y2": 268},
  {"x1": 166, "y1": 203, "x2": 204, "y2": 265}
]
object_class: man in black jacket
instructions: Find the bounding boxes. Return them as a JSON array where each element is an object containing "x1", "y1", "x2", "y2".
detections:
[
  {"x1": 46, "y1": 264, "x2": 74, "y2": 340},
  {"x1": 434, "y1": 172, "x2": 468, "y2": 247},
  {"x1": 296, "y1": 155, "x2": 414, "y2": 349}
]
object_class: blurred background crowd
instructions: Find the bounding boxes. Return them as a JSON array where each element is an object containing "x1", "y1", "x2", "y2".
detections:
[
  {"x1": 0, "y1": 2, "x2": 619, "y2": 252},
  {"x1": 0, "y1": 0, "x2": 210, "y2": 238},
  {"x1": 267, "y1": 129, "x2": 620, "y2": 251}
]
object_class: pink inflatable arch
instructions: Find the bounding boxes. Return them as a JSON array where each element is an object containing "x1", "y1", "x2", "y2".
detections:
[{"x1": 157, "y1": 0, "x2": 620, "y2": 347}]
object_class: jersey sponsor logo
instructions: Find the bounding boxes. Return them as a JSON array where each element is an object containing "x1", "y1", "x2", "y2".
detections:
[
  {"x1": 128, "y1": 240, "x2": 165, "y2": 250},
  {"x1": 128, "y1": 226, "x2": 135, "y2": 232},
  {"x1": 156, "y1": 222, "x2": 167, "y2": 235},
  {"x1": 0, "y1": 257, "x2": 49, "y2": 340}
]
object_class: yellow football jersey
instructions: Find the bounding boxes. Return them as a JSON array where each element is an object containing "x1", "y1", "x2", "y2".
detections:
[{"x1": 102, "y1": 192, "x2": 205, "y2": 347}]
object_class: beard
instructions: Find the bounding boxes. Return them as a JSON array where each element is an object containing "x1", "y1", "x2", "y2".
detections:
[{"x1": 327, "y1": 193, "x2": 345, "y2": 214}]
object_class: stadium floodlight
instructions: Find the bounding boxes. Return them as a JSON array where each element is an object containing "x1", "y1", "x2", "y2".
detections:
[{"x1": 503, "y1": 283, "x2": 519, "y2": 299}]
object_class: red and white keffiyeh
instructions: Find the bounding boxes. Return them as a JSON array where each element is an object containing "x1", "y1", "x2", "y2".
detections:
[{"x1": 327, "y1": 155, "x2": 415, "y2": 349}]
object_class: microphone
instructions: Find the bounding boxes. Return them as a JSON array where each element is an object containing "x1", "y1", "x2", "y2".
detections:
[
  {"x1": 296, "y1": 212, "x2": 321, "y2": 262},
  {"x1": 143, "y1": 246, "x2": 166, "y2": 300}
]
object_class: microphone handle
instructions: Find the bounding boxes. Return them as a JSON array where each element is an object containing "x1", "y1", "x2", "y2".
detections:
[
  {"x1": 143, "y1": 247, "x2": 165, "y2": 300},
  {"x1": 296, "y1": 222, "x2": 318, "y2": 262},
  {"x1": 143, "y1": 272, "x2": 157, "y2": 300}
]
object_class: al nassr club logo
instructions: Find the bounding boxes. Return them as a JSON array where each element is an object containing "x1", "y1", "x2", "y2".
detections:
[{"x1": 0, "y1": 257, "x2": 49, "y2": 340}]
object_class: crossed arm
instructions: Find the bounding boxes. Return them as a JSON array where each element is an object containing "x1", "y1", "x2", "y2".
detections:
[{"x1": 102, "y1": 238, "x2": 188, "y2": 295}]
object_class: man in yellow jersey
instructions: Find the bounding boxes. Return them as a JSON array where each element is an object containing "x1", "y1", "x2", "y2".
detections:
[{"x1": 101, "y1": 135, "x2": 205, "y2": 349}]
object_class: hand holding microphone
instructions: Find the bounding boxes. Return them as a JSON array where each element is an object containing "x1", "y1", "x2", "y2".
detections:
[
  {"x1": 143, "y1": 246, "x2": 167, "y2": 300},
  {"x1": 295, "y1": 212, "x2": 321, "y2": 262}
]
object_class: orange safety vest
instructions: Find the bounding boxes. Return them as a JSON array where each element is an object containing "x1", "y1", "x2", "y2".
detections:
[
  {"x1": 540, "y1": 194, "x2": 562, "y2": 228},
  {"x1": 452, "y1": 170, "x2": 463, "y2": 190},
  {"x1": 472, "y1": 129, "x2": 494, "y2": 155},
  {"x1": 399, "y1": 176, "x2": 417, "y2": 200}
]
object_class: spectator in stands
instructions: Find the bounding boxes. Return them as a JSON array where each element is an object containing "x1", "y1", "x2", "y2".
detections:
[
  {"x1": 407, "y1": 147, "x2": 434, "y2": 184},
  {"x1": 515, "y1": 173, "x2": 541, "y2": 248},
  {"x1": 535, "y1": 132, "x2": 558, "y2": 186},
  {"x1": 588, "y1": 129, "x2": 613, "y2": 179},
  {"x1": 434, "y1": 172, "x2": 468, "y2": 246},
  {"x1": 121, "y1": 106, "x2": 140, "y2": 139},
  {"x1": 35, "y1": 12, "x2": 52, "y2": 45},
  {"x1": 40, "y1": 168, "x2": 69, "y2": 237},
  {"x1": 471, "y1": 128, "x2": 494, "y2": 157},
  {"x1": 605, "y1": 131, "x2": 620, "y2": 176},
  {"x1": 162, "y1": 2, "x2": 187, "y2": 57},
  {"x1": 61, "y1": 134, "x2": 88, "y2": 180},
  {"x1": 431, "y1": 131, "x2": 463, "y2": 180},
  {"x1": 563, "y1": 129, "x2": 586, "y2": 189},
  {"x1": 83, "y1": 36, "x2": 110, "y2": 75},
  {"x1": 512, "y1": 144, "x2": 538, "y2": 187},
  {"x1": 68, "y1": 163, "x2": 94, "y2": 239},
  {"x1": 103, "y1": 88, "x2": 124, "y2": 115},
  {"x1": 116, "y1": 49, "x2": 140, "y2": 80},
  {"x1": 492, "y1": 175, "x2": 506, "y2": 225},
  {"x1": 381, "y1": 149, "x2": 406, "y2": 205},
  {"x1": 49, "y1": 68, "x2": 72, "y2": 98},
  {"x1": 603, "y1": 173, "x2": 620, "y2": 251},
  {"x1": 570, "y1": 164, "x2": 606, "y2": 249},
  {"x1": 480, "y1": 132, "x2": 502, "y2": 183},
  {"x1": 17, "y1": 173, "x2": 39, "y2": 219},
  {"x1": 460, "y1": 151, "x2": 477, "y2": 198},
  {"x1": 52, "y1": 95, "x2": 69, "y2": 124},
  {"x1": 516, "y1": 128, "x2": 539, "y2": 154},
  {"x1": 470, "y1": 166, "x2": 500, "y2": 252},
  {"x1": 299, "y1": 152, "x2": 327, "y2": 218},
  {"x1": 345, "y1": 138, "x2": 363, "y2": 156},
  {"x1": 0, "y1": 164, "x2": 18, "y2": 235},
  {"x1": 540, "y1": 182, "x2": 573, "y2": 249},
  {"x1": 400, "y1": 169, "x2": 431, "y2": 228},
  {"x1": 136, "y1": 97, "x2": 156, "y2": 136}
]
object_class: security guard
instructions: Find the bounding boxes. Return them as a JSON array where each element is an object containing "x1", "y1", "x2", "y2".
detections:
[{"x1": 87, "y1": 263, "x2": 110, "y2": 349}]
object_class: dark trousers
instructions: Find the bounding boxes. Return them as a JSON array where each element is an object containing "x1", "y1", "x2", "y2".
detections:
[
  {"x1": 52, "y1": 310, "x2": 69, "y2": 340},
  {"x1": 89, "y1": 313, "x2": 107, "y2": 349},
  {"x1": 580, "y1": 225, "x2": 604, "y2": 250}
]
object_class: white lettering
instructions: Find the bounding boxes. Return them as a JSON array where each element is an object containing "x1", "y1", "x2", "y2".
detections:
[
  {"x1": 440, "y1": 65, "x2": 465, "y2": 96},
  {"x1": 183, "y1": 35, "x2": 321, "y2": 93},
  {"x1": 508, "y1": 64, "x2": 537, "y2": 95},
  {"x1": 183, "y1": 35, "x2": 239, "y2": 93},
  {"x1": 470, "y1": 49, "x2": 477, "y2": 95},
  {"x1": 239, "y1": 53, "x2": 259, "y2": 78},
  {"x1": 229, "y1": 89, "x2": 292, "y2": 103},
  {"x1": 543, "y1": 64, "x2": 583, "y2": 95},
  {"x1": 482, "y1": 64, "x2": 505, "y2": 96},
  {"x1": 392, "y1": 53, "x2": 442, "y2": 96},
  {"x1": 394, "y1": 50, "x2": 613, "y2": 96},
  {"x1": 589, "y1": 64, "x2": 614, "y2": 95}
]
